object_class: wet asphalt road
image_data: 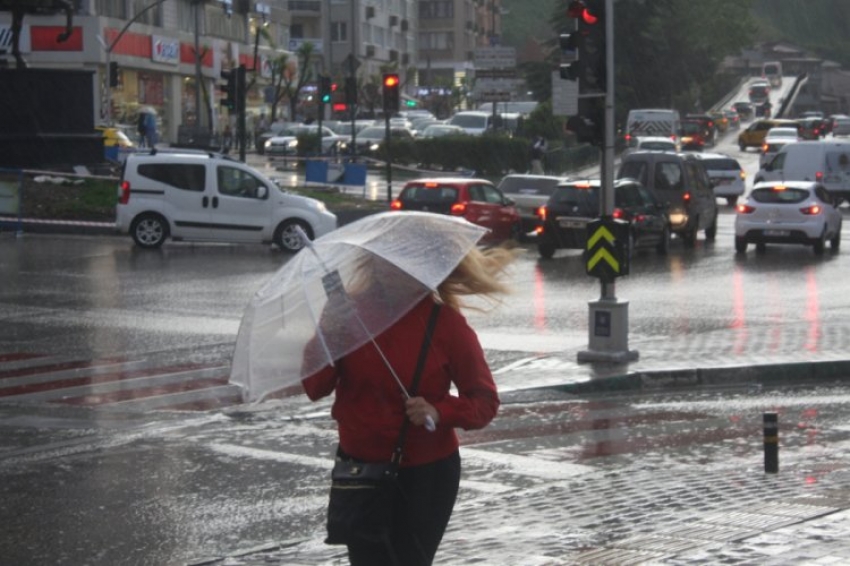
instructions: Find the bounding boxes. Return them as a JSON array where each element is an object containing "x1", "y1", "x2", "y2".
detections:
[{"x1": 2, "y1": 383, "x2": 850, "y2": 565}]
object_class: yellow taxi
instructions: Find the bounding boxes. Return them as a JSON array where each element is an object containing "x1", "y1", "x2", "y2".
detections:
[{"x1": 737, "y1": 119, "x2": 799, "y2": 151}]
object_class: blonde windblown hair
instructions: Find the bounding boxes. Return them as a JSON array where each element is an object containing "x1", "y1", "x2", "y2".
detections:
[{"x1": 436, "y1": 245, "x2": 517, "y2": 311}]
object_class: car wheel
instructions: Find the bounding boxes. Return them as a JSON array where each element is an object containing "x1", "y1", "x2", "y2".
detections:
[
  {"x1": 656, "y1": 225, "x2": 671, "y2": 255},
  {"x1": 538, "y1": 243, "x2": 556, "y2": 259},
  {"x1": 831, "y1": 224, "x2": 842, "y2": 250},
  {"x1": 130, "y1": 213, "x2": 168, "y2": 249},
  {"x1": 275, "y1": 219, "x2": 311, "y2": 253},
  {"x1": 510, "y1": 222, "x2": 523, "y2": 243},
  {"x1": 814, "y1": 229, "x2": 826, "y2": 255},
  {"x1": 735, "y1": 237, "x2": 747, "y2": 254},
  {"x1": 705, "y1": 213, "x2": 718, "y2": 241},
  {"x1": 681, "y1": 221, "x2": 698, "y2": 248},
  {"x1": 739, "y1": 142, "x2": 746, "y2": 151},
  {"x1": 726, "y1": 196, "x2": 738, "y2": 207}
]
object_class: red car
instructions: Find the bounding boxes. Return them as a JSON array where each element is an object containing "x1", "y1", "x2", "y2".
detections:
[{"x1": 390, "y1": 178, "x2": 522, "y2": 243}]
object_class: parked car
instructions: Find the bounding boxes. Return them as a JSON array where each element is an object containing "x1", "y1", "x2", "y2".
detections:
[
  {"x1": 693, "y1": 153, "x2": 746, "y2": 206},
  {"x1": 617, "y1": 151, "x2": 718, "y2": 246},
  {"x1": 754, "y1": 140, "x2": 850, "y2": 204},
  {"x1": 264, "y1": 124, "x2": 348, "y2": 158},
  {"x1": 534, "y1": 179, "x2": 671, "y2": 259},
  {"x1": 390, "y1": 177, "x2": 521, "y2": 243},
  {"x1": 737, "y1": 119, "x2": 800, "y2": 151},
  {"x1": 735, "y1": 181, "x2": 842, "y2": 255},
  {"x1": 496, "y1": 174, "x2": 568, "y2": 239},
  {"x1": 255, "y1": 121, "x2": 292, "y2": 155},
  {"x1": 116, "y1": 151, "x2": 337, "y2": 250},
  {"x1": 759, "y1": 127, "x2": 801, "y2": 167}
]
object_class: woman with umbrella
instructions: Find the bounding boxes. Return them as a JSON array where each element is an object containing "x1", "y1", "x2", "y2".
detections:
[{"x1": 300, "y1": 231, "x2": 516, "y2": 566}]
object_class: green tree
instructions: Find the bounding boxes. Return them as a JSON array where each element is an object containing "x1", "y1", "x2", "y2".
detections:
[{"x1": 268, "y1": 42, "x2": 316, "y2": 123}]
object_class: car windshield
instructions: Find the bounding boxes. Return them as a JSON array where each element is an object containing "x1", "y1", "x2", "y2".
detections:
[
  {"x1": 681, "y1": 122, "x2": 703, "y2": 134},
  {"x1": 751, "y1": 187, "x2": 809, "y2": 203},
  {"x1": 498, "y1": 177, "x2": 561, "y2": 195},
  {"x1": 450, "y1": 114, "x2": 487, "y2": 128},
  {"x1": 358, "y1": 127, "x2": 385, "y2": 139},
  {"x1": 401, "y1": 185, "x2": 458, "y2": 203}
]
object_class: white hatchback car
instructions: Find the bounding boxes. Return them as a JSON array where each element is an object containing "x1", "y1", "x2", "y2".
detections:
[
  {"x1": 626, "y1": 136, "x2": 680, "y2": 154},
  {"x1": 116, "y1": 151, "x2": 337, "y2": 250},
  {"x1": 734, "y1": 181, "x2": 842, "y2": 255}
]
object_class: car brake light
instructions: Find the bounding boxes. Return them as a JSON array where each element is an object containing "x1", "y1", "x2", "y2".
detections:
[
  {"x1": 800, "y1": 205, "x2": 821, "y2": 215},
  {"x1": 574, "y1": 181, "x2": 593, "y2": 189},
  {"x1": 737, "y1": 204, "x2": 755, "y2": 214},
  {"x1": 815, "y1": 171, "x2": 824, "y2": 181},
  {"x1": 612, "y1": 208, "x2": 624, "y2": 219},
  {"x1": 450, "y1": 202, "x2": 466, "y2": 215},
  {"x1": 119, "y1": 180, "x2": 131, "y2": 204},
  {"x1": 390, "y1": 199, "x2": 403, "y2": 210},
  {"x1": 683, "y1": 192, "x2": 691, "y2": 202},
  {"x1": 536, "y1": 205, "x2": 548, "y2": 221},
  {"x1": 761, "y1": 143, "x2": 769, "y2": 153},
  {"x1": 424, "y1": 182, "x2": 439, "y2": 188}
]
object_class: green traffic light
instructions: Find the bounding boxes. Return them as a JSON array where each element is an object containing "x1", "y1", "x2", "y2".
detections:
[{"x1": 405, "y1": 100, "x2": 416, "y2": 107}]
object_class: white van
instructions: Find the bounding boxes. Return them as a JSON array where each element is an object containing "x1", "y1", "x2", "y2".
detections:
[
  {"x1": 755, "y1": 141, "x2": 850, "y2": 204},
  {"x1": 625, "y1": 109, "x2": 681, "y2": 147}
]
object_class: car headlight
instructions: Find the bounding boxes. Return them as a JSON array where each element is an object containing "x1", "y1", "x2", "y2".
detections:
[
  {"x1": 288, "y1": 140, "x2": 298, "y2": 148},
  {"x1": 264, "y1": 140, "x2": 272, "y2": 148},
  {"x1": 369, "y1": 143, "x2": 379, "y2": 151}
]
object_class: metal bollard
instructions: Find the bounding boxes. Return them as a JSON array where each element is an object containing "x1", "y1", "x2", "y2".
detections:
[{"x1": 763, "y1": 412, "x2": 779, "y2": 474}]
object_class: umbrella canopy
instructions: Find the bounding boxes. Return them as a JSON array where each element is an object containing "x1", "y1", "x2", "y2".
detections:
[{"x1": 229, "y1": 211, "x2": 488, "y2": 402}]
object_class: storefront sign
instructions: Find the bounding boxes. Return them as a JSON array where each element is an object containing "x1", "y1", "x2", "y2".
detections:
[{"x1": 151, "y1": 36, "x2": 179, "y2": 65}]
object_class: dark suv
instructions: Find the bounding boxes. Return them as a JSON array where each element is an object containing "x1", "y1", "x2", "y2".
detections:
[
  {"x1": 617, "y1": 151, "x2": 718, "y2": 246},
  {"x1": 535, "y1": 179, "x2": 671, "y2": 259},
  {"x1": 684, "y1": 114, "x2": 717, "y2": 147}
]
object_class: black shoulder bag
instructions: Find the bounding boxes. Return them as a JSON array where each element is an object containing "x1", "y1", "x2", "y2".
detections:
[{"x1": 325, "y1": 303, "x2": 442, "y2": 546}]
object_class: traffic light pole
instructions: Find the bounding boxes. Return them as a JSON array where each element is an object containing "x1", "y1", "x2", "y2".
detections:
[{"x1": 578, "y1": 0, "x2": 638, "y2": 364}]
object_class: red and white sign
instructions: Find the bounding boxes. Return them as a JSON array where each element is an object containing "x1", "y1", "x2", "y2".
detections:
[{"x1": 151, "y1": 35, "x2": 179, "y2": 65}]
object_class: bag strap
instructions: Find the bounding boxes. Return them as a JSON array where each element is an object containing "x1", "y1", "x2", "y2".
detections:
[{"x1": 391, "y1": 302, "x2": 441, "y2": 464}]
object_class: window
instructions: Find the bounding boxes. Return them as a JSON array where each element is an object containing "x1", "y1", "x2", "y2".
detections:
[
  {"x1": 331, "y1": 21, "x2": 348, "y2": 42},
  {"x1": 618, "y1": 161, "x2": 648, "y2": 186},
  {"x1": 132, "y1": 0, "x2": 162, "y2": 26},
  {"x1": 419, "y1": 1, "x2": 454, "y2": 19},
  {"x1": 137, "y1": 164, "x2": 205, "y2": 192},
  {"x1": 481, "y1": 185, "x2": 504, "y2": 204},
  {"x1": 217, "y1": 166, "x2": 265, "y2": 199},
  {"x1": 655, "y1": 162, "x2": 683, "y2": 191},
  {"x1": 418, "y1": 32, "x2": 454, "y2": 50}
]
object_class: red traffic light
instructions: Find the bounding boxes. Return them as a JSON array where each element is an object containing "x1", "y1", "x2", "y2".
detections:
[
  {"x1": 383, "y1": 74, "x2": 399, "y2": 88},
  {"x1": 567, "y1": 0, "x2": 599, "y2": 25}
]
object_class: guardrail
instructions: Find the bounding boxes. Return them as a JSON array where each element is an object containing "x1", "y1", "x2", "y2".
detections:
[{"x1": 775, "y1": 73, "x2": 808, "y2": 118}]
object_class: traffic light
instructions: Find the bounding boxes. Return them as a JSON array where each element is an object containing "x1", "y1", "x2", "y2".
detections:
[
  {"x1": 560, "y1": 0, "x2": 605, "y2": 94},
  {"x1": 220, "y1": 65, "x2": 245, "y2": 112},
  {"x1": 382, "y1": 73, "x2": 400, "y2": 114},
  {"x1": 108, "y1": 61, "x2": 119, "y2": 88},
  {"x1": 319, "y1": 75, "x2": 332, "y2": 104},
  {"x1": 221, "y1": 68, "x2": 237, "y2": 110}
]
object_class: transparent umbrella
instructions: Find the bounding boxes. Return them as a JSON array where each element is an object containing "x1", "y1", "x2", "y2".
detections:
[{"x1": 229, "y1": 211, "x2": 487, "y2": 403}]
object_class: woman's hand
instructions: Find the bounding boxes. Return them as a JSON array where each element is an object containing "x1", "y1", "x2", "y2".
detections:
[{"x1": 405, "y1": 397, "x2": 439, "y2": 428}]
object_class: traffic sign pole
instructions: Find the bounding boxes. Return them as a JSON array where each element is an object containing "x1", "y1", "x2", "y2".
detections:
[{"x1": 578, "y1": 0, "x2": 638, "y2": 364}]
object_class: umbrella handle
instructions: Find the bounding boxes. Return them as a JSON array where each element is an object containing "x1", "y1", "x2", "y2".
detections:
[{"x1": 425, "y1": 415, "x2": 436, "y2": 432}]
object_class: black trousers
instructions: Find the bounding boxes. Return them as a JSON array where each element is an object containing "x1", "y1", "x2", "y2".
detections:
[{"x1": 347, "y1": 450, "x2": 461, "y2": 566}]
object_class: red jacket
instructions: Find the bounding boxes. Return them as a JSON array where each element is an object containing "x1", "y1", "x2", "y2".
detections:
[{"x1": 302, "y1": 298, "x2": 499, "y2": 467}]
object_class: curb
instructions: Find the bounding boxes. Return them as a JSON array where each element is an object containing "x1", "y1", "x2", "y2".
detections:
[{"x1": 505, "y1": 359, "x2": 850, "y2": 401}]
